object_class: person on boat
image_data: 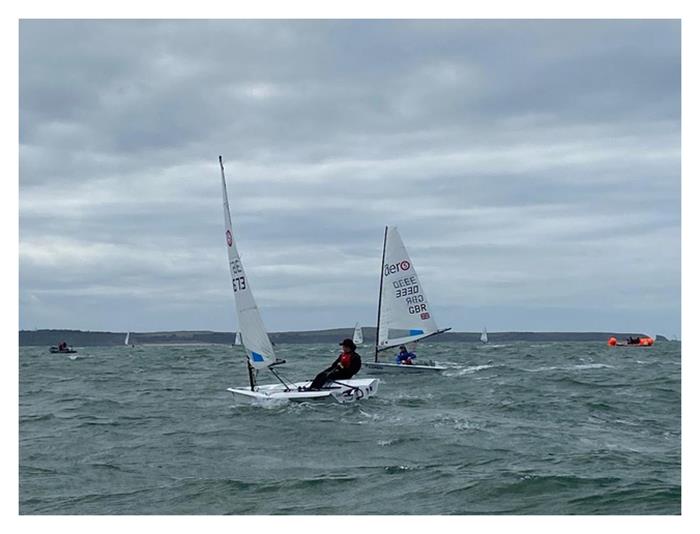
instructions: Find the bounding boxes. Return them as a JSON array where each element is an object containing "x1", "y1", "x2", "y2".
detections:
[
  {"x1": 58, "y1": 341, "x2": 67, "y2": 352},
  {"x1": 396, "y1": 345, "x2": 417, "y2": 365},
  {"x1": 306, "y1": 338, "x2": 362, "y2": 390}
]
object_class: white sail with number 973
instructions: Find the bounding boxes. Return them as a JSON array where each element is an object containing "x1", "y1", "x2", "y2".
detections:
[
  {"x1": 220, "y1": 157, "x2": 275, "y2": 370},
  {"x1": 220, "y1": 156, "x2": 379, "y2": 402}
]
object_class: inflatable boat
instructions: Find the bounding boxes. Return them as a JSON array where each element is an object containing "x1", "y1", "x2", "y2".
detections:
[{"x1": 607, "y1": 336, "x2": 654, "y2": 347}]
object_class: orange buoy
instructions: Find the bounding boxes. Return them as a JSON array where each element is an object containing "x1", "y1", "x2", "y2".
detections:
[
  {"x1": 639, "y1": 337, "x2": 654, "y2": 346},
  {"x1": 607, "y1": 336, "x2": 617, "y2": 346}
]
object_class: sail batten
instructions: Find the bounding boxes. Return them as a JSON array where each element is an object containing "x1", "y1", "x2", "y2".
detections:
[{"x1": 220, "y1": 156, "x2": 275, "y2": 370}]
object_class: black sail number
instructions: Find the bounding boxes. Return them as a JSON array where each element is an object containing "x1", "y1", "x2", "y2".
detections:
[
  {"x1": 230, "y1": 259, "x2": 243, "y2": 275},
  {"x1": 232, "y1": 276, "x2": 246, "y2": 292}
]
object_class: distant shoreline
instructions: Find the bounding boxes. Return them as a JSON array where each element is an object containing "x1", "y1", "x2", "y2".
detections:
[{"x1": 18, "y1": 328, "x2": 667, "y2": 347}]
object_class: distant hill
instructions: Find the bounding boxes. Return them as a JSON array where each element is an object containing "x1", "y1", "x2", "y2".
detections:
[{"x1": 18, "y1": 329, "x2": 667, "y2": 347}]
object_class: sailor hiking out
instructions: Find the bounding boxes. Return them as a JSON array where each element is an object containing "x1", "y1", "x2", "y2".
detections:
[{"x1": 307, "y1": 338, "x2": 362, "y2": 390}]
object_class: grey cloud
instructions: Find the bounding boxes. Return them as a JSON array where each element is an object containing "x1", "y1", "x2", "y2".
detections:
[{"x1": 19, "y1": 19, "x2": 681, "y2": 337}]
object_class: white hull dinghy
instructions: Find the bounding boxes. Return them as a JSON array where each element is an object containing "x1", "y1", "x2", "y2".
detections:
[
  {"x1": 50, "y1": 346, "x2": 77, "y2": 354},
  {"x1": 369, "y1": 226, "x2": 450, "y2": 373},
  {"x1": 365, "y1": 361, "x2": 444, "y2": 372},
  {"x1": 218, "y1": 157, "x2": 379, "y2": 403},
  {"x1": 227, "y1": 377, "x2": 379, "y2": 403}
]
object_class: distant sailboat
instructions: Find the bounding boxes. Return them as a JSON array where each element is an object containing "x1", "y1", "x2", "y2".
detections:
[
  {"x1": 124, "y1": 332, "x2": 130, "y2": 346},
  {"x1": 480, "y1": 327, "x2": 488, "y2": 344},
  {"x1": 234, "y1": 331, "x2": 242, "y2": 345},
  {"x1": 365, "y1": 226, "x2": 450, "y2": 372},
  {"x1": 219, "y1": 157, "x2": 379, "y2": 402},
  {"x1": 50, "y1": 343, "x2": 76, "y2": 354},
  {"x1": 352, "y1": 323, "x2": 364, "y2": 345}
]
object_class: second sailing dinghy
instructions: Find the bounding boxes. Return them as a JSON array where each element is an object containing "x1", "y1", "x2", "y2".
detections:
[
  {"x1": 219, "y1": 157, "x2": 379, "y2": 403},
  {"x1": 365, "y1": 226, "x2": 450, "y2": 372},
  {"x1": 480, "y1": 327, "x2": 488, "y2": 344},
  {"x1": 352, "y1": 323, "x2": 364, "y2": 345}
]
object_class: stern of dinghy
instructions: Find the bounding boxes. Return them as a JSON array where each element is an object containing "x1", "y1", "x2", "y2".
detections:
[{"x1": 330, "y1": 378, "x2": 380, "y2": 403}]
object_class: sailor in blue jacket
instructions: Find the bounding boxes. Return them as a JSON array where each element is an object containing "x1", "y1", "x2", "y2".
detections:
[{"x1": 396, "y1": 345, "x2": 417, "y2": 365}]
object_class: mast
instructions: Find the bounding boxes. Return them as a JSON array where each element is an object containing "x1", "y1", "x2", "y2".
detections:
[
  {"x1": 220, "y1": 155, "x2": 256, "y2": 392},
  {"x1": 374, "y1": 226, "x2": 388, "y2": 363}
]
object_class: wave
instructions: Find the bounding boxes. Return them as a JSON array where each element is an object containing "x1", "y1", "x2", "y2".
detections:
[
  {"x1": 444, "y1": 364, "x2": 499, "y2": 377},
  {"x1": 377, "y1": 436, "x2": 422, "y2": 447},
  {"x1": 494, "y1": 473, "x2": 623, "y2": 496},
  {"x1": 20, "y1": 465, "x2": 62, "y2": 475},
  {"x1": 20, "y1": 413, "x2": 57, "y2": 423},
  {"x1": 565, "y1": 484, "x2": 681, "y2": 514},
  {"x1": 522, "y1": 363, "x2": 615, "y2": 373},
  {"x1": 19, "y1": 341, "x2": 681, "y2": 515}
]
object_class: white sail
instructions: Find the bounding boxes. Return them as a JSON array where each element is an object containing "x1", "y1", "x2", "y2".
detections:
[
  {"x1": 480, "y1": 327, "x2": 488, "y2": 344},
  {"x1": 377, "y1": 226, "x2": 442, "y2": 350},
  {"x1": 220, "y1": 157, "x2": 276, "y2": 370},
  {"x1": 353, "y1": 323, "x2": 364, "y2": 345},
  {"x1": 234, "y1": 331, "x2": 242, "y2": 345},
  {"x1": 124, "y1": 332, "x2": 130, "y2": 346}
]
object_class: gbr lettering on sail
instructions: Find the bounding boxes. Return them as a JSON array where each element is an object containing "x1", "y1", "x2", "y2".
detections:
[
  {"x1": 226, "y1": 230, "x2": 247, "y2": 292},
  {"x1": 384, "y1": 260, "x2": 430, "y2": 319}
]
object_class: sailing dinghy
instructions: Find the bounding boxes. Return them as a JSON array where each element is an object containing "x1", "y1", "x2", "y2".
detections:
[
  {"x1": 50, "y1": 346, "x2": 76, "y2": 354},
  {"x1": 219, "y1": 157, "x2": 379, "y2": 403},
  {"x1": 480, "y1": 327, "x2": 488, "y2": 344},
  {"x1": 352, "y1": 323, "x2": 364, "y2": 345},
  {"x1": 365, "y1": 226, "x2": 450, "y2": 372},
  {"x1": 234, "y1": 331, "x2": 242, "y2": 345},
  {"x1": 124, "y1": 332, "x2": 130, "y2": 346}
]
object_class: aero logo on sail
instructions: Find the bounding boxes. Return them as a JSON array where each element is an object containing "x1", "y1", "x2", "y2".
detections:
[{"x1": 384, "y1": 260, "x2": 411, "y2": 276}]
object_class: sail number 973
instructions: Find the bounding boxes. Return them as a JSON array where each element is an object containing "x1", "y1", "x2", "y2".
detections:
[
  {"x1": 231, "y1": 276, "x2": 247, "y2": 292},
  {"x1": 229, "y1": 260, "x2": 246, "y2": 291}
]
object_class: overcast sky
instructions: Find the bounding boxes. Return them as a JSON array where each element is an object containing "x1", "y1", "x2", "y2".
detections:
[{"x1": 19, "y1": 20, "x2": 681, "y2": 337}]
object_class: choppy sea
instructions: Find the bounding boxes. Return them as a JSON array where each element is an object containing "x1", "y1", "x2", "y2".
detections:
[{"x1": 19, "y1": 341, "x2": 681, "y2": 514}]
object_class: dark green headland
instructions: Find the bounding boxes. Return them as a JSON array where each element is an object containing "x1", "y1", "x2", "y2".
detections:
[{"x1": 19, "y1": 329, "x2": 667, "y2": 347}]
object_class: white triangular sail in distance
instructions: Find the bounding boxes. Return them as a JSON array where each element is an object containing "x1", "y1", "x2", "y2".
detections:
[
  {"x1": 220, "y1": 157, "x2": 276, "y2": 370},
  {"x1": 353, "y1": 323, "x2": 364, "y2": 345},
  {"x1": 376, "y1": 226, "x2": 448, "y2": 352},
  {"x1": 234, "y1": 331, "x2": 243, "y2": 345},
  {"x1": 124, "y1": 332, "x2": 130, "y2": 346},
  {"x1": 480, "y1": 327, "x2": 488, "y2": 344}
]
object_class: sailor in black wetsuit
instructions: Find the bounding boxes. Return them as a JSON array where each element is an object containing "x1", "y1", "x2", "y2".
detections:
[{"x1": 307, "y1": 338, "x2": 362, "y2": 390}]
